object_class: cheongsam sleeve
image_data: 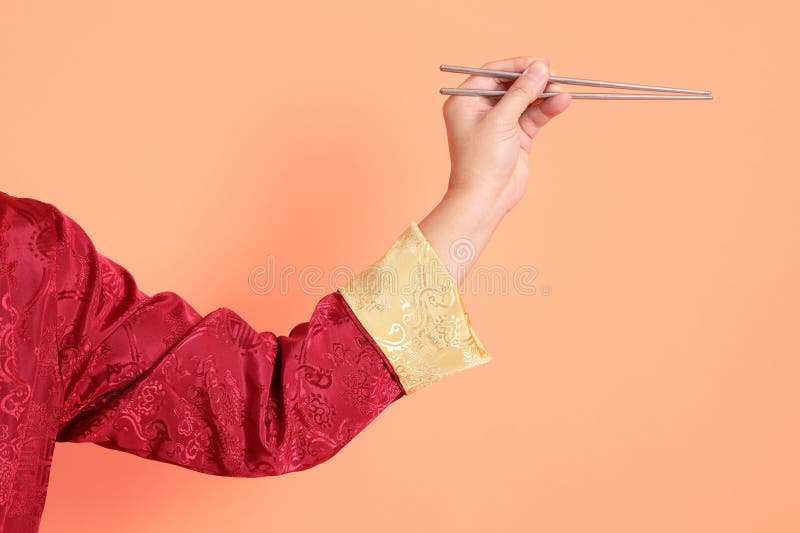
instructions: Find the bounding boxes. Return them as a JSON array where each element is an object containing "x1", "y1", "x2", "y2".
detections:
[{"x1": 52, "y1": 205, "x2": 490, "y2": 476}]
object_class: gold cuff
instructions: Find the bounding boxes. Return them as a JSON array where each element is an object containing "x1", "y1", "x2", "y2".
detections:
[{"x1": 338, "y1": 221, "x2": 491, "y2": 395}]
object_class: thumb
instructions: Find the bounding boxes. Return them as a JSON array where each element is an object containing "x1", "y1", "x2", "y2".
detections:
[{"x1": 487, "y1": 59, "x2": 550, "y2": 126}]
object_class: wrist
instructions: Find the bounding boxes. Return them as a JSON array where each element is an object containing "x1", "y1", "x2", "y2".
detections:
[
  {"x1": 441, "y1": 186, "x2": 508, "y2": 230},
  {"x1": 418, "y1": 187, "x2": 506, "y2": 285}
]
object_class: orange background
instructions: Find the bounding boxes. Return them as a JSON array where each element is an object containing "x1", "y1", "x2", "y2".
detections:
[{"x1": 1, "y1": 1, "x2": 798, "y2": 532}]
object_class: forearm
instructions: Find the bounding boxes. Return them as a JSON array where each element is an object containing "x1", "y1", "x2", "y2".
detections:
[{"x1": 418, "y1": 186, "x2": 506, "y2": 286}]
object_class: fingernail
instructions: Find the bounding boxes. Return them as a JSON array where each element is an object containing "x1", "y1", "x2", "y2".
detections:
[{"x1": 524, "y1": 60, "x2": 547, "y2": 81}]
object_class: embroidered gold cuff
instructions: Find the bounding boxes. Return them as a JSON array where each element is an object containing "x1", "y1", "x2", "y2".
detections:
[{"x1": 338, "y1": 221, "x2": 491, "y2": 395}]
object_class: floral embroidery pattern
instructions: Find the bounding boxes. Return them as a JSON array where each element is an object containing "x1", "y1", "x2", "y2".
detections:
[{"x1": 339, "y1": 222, "x2": 492, "y2": 394}]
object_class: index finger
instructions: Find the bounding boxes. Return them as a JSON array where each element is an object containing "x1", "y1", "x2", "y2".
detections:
[{"x1": 446, "y1": 56, "x2": 549, "y2": 107}]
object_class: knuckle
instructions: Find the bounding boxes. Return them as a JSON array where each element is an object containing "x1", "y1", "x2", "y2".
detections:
[{"x1": 442, "y1": 98, "x2": 455, "y2": 116}]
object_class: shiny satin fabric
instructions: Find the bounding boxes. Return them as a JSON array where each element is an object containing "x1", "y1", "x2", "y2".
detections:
[
  {"x1": 0, "y1": 191, "x2": 489, "y2": 532},
  {"x1": 339, "y1": 222, "x2": 491, "y2": 394}
]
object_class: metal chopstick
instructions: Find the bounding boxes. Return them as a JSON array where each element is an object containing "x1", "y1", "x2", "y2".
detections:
[
  {"x1": 440, "y1": 64, "x2": 711, "y2": 95},
  {"x1": 439, "y1": 88, "x2": 713, "y2": 100}
]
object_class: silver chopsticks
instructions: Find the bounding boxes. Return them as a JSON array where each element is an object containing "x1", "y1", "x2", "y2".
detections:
[
  {"x1": 439, "y1": 88, "x2": 712, "y2": 100},
  {"x1": 440, "y1": 64, "x2": 712, "y2": 100}
]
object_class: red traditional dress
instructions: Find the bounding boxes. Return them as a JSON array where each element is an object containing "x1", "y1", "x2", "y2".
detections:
[{"x1": 0, "y1": 190, "x2": 490, "y2": 532}]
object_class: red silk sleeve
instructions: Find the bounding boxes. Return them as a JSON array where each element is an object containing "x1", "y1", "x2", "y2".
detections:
[{"x1": 53, "y1": 207, "x2": 405, "y2": 477}]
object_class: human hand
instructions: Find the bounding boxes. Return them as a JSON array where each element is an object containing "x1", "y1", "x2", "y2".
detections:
[
  {"x1": 442, "y1": 56, "x2": 572, "y2": 216},
  {"x1": 419, "y1": 56, "x2": 571, "y2": 283}
]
